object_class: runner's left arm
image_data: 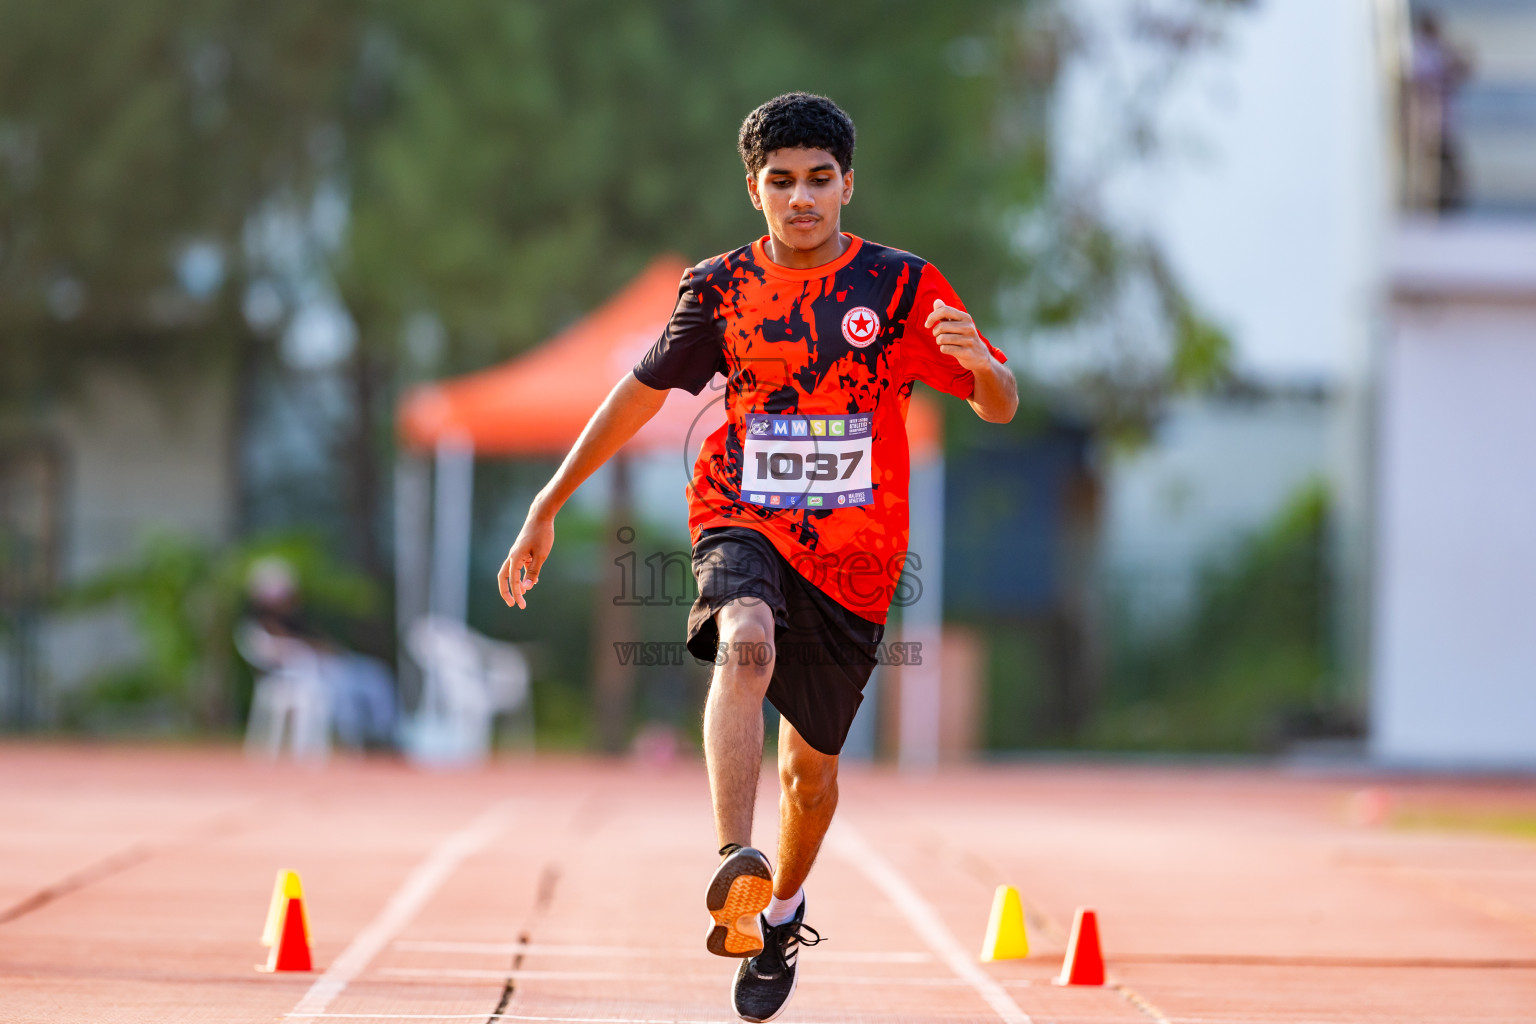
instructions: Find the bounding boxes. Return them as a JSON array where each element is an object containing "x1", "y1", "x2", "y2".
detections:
[
  {"x1": 905, "y1": 264, "x2": 1017, "y2": 423},
  {"x1": 924, "y1": 299, "x2": 1018, "y2": 423}
]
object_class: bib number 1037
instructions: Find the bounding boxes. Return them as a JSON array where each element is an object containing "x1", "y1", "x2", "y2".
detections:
[
  {"x1": 740, "y1": 413, "x2": 874, "y2": 509},
  {"x1": 753, "y1": 449, "x2": 863, "y2": 482}
]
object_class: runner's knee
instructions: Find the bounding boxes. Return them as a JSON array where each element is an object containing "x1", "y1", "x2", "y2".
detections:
[
  {"x1": 781, "y1": 750, "x2": 837, "y2": 810},
  {"x1": 717, "y1": 607, "x2": 772, "y2": 655},
  {"x1": 714, "y1": 602, "x2": 775, "y2": 689}
]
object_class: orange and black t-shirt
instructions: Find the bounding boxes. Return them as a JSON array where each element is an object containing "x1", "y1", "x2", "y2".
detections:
[{"x1": 633, "y1": 234, "x2": 1006, "y2": 624}]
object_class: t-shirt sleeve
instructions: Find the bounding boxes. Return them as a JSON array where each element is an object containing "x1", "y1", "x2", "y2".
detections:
[
  {"x1": 632, "y1": 269, "x2": 726, "y2": 395},
  {"x1": 901, "y1": 262, "x2": 1007, "y2": 400}
]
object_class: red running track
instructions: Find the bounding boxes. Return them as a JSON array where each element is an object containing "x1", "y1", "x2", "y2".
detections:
[{"x1": 2, "y1": 743, "x2": 1535, "y2": 1023}]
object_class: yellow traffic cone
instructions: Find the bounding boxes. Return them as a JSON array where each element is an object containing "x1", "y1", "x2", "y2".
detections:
[{"x1": 978, "y1": 884, "x2": 1029, "y2": 961}]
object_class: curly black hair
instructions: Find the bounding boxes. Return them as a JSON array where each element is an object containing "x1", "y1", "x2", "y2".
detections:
[{"x1": 738, "y1": 92, "x2": 856, "y2": 176}]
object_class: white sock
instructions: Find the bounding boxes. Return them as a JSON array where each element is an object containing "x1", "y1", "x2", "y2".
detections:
[{"x1": 763, "y1": 887, "x2": 804, "y2": 927}]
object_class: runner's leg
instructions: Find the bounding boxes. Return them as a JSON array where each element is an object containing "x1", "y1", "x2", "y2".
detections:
[
  {"x1": 703, "y1": 596, "x2": 776, "y2": 849},
  {"x1": 773, "y1": 717, "x2": 838, "y2": 899}
]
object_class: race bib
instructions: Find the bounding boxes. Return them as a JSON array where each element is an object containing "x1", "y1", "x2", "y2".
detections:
[{"x1": 740, "y1": 413, "x2": 874, "y2": 509}]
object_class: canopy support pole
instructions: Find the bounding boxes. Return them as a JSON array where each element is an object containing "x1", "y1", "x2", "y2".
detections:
[
  {"x1": 394, "y1": 452, "x2": 432, "y2": 709},
  {"x1": 429, "y1": 434, "x2": 475, "y2": 626},
  {"x1": 591, "y1": 453, "x2": 637, "y2": 753},
  {"x1": 898, "y1": 450, "x2": 945, "y2": 772}
]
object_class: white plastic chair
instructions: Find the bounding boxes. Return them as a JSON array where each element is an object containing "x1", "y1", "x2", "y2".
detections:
[
  {"x1": 239, "y1": 622, "x2": 331, "y2": 762},
  {"x1": 401, "y1": 616, "x2": 531, "y2": 766}
]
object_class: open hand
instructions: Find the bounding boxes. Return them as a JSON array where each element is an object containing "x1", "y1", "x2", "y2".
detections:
[
  {"x1": 498, "y1": 514, "x2": 554, "y2": 610},
  {"x1": 924, "y1": 299, "x2": 990, "y2": 372}
]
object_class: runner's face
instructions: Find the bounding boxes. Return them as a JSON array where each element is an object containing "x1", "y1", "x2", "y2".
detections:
[{"x1": 747, "y1": 148, "x2": 854, "y2": 254}]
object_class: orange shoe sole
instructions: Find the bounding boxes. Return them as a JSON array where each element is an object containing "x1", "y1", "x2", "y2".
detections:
[{"x1": 705, "y1": 850, "x2": 774, "y2": 958}]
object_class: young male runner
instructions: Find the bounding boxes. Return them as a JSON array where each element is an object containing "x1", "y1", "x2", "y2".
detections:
[{"x1": 498, "y1": 92, "x2": 1016, "y2": 1021}]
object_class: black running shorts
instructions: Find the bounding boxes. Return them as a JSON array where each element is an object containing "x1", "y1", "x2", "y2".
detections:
[{"x1": 686, "y1": 526, "x2": 884, "y2": 756}]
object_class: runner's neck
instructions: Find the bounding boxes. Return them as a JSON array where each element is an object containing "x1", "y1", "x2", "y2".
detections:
[
  {"x1": 762, "y1": 231, "x2": 850, "y2": 271},
  {"x1": 753, "y1": 235, "x2": 863, "y2": 281}
]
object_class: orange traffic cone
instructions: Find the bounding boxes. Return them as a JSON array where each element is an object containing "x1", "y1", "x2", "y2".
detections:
[
  {"x1": 1054, "y1": 907, "x2": 1104, "y2": 986},
  {"x1": 258, "y1": 869, "x2": 313, "y2": 972}
]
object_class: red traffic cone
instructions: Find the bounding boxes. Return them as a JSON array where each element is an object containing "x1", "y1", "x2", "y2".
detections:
[
  {"x1": 258, "y1": 870, "x2": 313, "y2": 972},
  {"x1": 1054, "y1": 907, "x2": 1104, "y2": 986}
]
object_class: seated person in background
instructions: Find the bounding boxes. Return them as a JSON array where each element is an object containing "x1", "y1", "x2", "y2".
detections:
[{"x1": 244, "y1": 556, "x2": 398, "y2": 749}]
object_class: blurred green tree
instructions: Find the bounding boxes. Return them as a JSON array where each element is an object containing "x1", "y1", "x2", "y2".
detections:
[
  {"x1": 342, "y1": 0, "x2": 1051, "y2": 370},
  {"x1": 3, "y1": 0, "x2": 1248, "y2": 733},
  {"x1": 1090, "y1": 482, "x2": 1341, "y2": 752},
  {"x1": 3, "y1": 0, "x2": 1237, "y2": 465},
  {"x1": 0, "y1": 1, "x2": 362, "y2": 398}
]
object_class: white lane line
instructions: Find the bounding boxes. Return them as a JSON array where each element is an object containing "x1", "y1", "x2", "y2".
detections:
[
  {"x1": 814, "y1": 950, "x2": 934, "y2": 964},
  {"x1": 829, "y1": 821, "x2": 1034, "y2": 1024},
  {"x1": 392, "y1": 939, "x2": 932, "y2": 963},
  {"x1": 288, "y1": 1016, "x2": 746, "y2": 1022},
  {"x1": 290, "y1": 1016, "x2": 1536, "y2": 1024},
  {"x1": 291, "y1": 1013, "x2": 847, "y2": 1019},
  {"x1": 378, "y1": 966, "x2": 1003, "y2": 987},
  {"x1": 287, "y1": 801, "x2": 516, "y2": 1022}
]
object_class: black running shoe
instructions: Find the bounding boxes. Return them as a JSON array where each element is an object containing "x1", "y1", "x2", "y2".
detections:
[
  {"x1": 731, "y1": 897, "x2": 822, "y2": 1023},
  {"x1": 705, "y1": 844, "x2": 774, "y2": 958}
]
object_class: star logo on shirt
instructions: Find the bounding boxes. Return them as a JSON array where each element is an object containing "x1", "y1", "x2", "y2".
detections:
[{"x1": 841, "y1": 306, "x2": 881, "y2": 348}]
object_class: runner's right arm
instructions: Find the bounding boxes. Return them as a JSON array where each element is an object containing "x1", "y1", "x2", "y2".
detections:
[{"x1": 497, "y1": 372, "x2": 668, "y2": 609}]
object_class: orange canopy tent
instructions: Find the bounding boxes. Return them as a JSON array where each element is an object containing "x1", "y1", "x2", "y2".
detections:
[{"x1": 397, "y1": 255, "x2": 940, "y2": 459}]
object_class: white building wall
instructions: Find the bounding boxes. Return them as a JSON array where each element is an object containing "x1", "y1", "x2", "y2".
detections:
[
  {"x1": 54, "y1": 370, "x2": 233, "y2": 578},
  {"x1": 1373, "y1": 221, "x2": 1536, "y2": 767},
  {"x1": 1054, "y1": 0, "x2": 1389, "y2": 384},
  {"x1": 43, "y1": 370, "x2": 234, "y2": 691},
  {"x1": 1056, "y1": 0, "x2": 1389, "y2": 660}
]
